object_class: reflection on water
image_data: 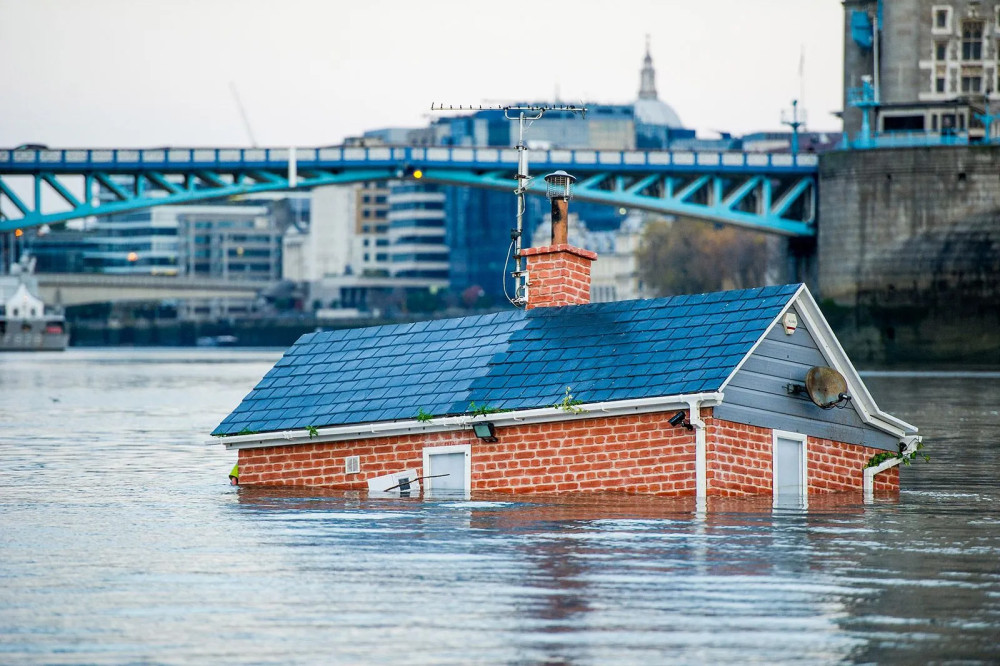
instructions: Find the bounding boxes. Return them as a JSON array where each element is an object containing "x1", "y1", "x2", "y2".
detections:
[{"x1": 0, "y1": 351, "x2": 998, "y2": 664}]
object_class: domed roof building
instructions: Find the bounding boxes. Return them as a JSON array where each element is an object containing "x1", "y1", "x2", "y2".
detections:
[
  {"x1": 633, "y1": 37, "x2": 692, "y2": 149},
  {"x1": 634, "y1": 36, "x2": 683, "y2": 129}
]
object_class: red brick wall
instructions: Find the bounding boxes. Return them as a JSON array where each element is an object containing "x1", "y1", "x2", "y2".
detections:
[
  {"x1": 521, "y1": 244, "x2": 597, "y2": 309},
  {"x1": 705, "y1": 417, "x2": 773, "y2": 496},
  {"x1": 236, "y1": 412, "x2": 900, "y2": 495},
  {"x1": 810, "y1": 436, "x2": 900, "y2": 492},
  {"x1": 238, "y1": 412, "x2": 697, "y2": 495},
  {"x1": 703, "y1": 416, "x2": 900, "y2": 495}
]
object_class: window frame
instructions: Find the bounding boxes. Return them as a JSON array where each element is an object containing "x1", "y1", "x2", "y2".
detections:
[
  {"x1": 772, "y1": 430, "x2": 808, "y2": 503},
  {"x1": 962, "y1": 19, "x2": 985, "y2": 61},
  {"x1": 932, "y1": 5, "x2": 953, "y2": 34},
  {"x1": 422, "y1": 444, "x2": 472, "y2": 496},
  {"x1": 961, "y1": 73, "x2": 983, "y2": 93}
]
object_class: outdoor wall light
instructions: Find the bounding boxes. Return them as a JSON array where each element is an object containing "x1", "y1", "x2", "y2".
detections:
[
  {"x1": 669, "y1": 410, "x2": 693, "y2": 430},
  {"x1": 473, "y1": 421, "x2": 498, "y2": 442}
]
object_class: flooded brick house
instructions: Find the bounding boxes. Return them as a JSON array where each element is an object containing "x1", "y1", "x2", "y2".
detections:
[{"x1": 213, "y1": 234, "x2": 919, "y2": 501}]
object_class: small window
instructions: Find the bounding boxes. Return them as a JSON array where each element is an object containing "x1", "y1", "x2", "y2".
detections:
[
  {"x1": 962, "y1": 74, "x2": 983, "y2": 92},
  {"x1": 936, "y1": 76, "x2": 947, "y2": 92},
  {"x1": 933, "y1": 5, "x2": 952, "y2": 33},
  {"x1": 962, "y1": 20, "x2": 984, "y2": 60},
  {"x1": 936, "y1": 41, "x2": 948, "y2": 60},
  {"x1": 423, "y1": 445, "x2": 471, "y2": 497}
]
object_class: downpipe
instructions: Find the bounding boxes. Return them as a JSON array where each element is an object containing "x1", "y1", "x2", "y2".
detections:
[
  {"x1": 686, "y1": 398, "x2": 708, "y2": 502},
  {"x1": 863, "y1": 434, "x2": 921, "y2": 503}
]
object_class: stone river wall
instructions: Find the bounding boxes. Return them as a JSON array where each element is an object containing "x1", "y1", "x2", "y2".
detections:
[{"x1": 818, "y1": 146, "x2": 1000, "y2": 366}]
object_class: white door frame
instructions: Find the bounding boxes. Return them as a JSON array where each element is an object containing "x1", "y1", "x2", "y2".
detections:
[
  {"x1": 772, "y1": 430, "x2": 808, "y2": 503},
  {"x1": 422, "y1": 444, "x2": 471, "y2": 495}
]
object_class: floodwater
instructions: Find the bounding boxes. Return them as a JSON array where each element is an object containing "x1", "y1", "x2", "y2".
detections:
[{"x1": 1, "y1": 349, "x2": 998, "y2": 665}]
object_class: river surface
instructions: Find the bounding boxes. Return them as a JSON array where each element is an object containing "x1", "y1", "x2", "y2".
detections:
[{"x1": 1, "y1": 349, "x2": 998, "y2": 665}]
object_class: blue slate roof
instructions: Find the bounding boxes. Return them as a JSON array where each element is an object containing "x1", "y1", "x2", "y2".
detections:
[{"x1": 212, "y1": 284, "x2": 802, "y2": 436}]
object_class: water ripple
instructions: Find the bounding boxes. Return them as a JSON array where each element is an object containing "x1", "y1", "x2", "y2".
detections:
[{"x1": 0, "y1": 353, "x2": 998, "y2": 664}]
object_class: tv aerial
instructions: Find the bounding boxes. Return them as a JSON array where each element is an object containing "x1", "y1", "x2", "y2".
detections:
[
  {"x1": 430, "y1": 103, "x2": 587, "y2": 307},
  {"x1": 787, "y1": 366, "x2": 853, "y2": 409}
]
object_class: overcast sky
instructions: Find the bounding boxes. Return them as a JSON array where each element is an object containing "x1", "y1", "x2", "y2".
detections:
[{"x1": 1, "y1": 0, "x2": 845, "y2": 149}]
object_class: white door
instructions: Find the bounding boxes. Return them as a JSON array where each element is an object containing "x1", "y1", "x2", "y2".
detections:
[
  {"x1": 773, "y1": 432, "x2": 807, "y2": 506},
  {"x1": 423, "y1": 445, "x2": 471, "y2": 496}
]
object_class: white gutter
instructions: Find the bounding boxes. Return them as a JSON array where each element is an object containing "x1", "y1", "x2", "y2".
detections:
[
  {"x1": 210, "y1": 392, "x2": 725, "y2": 451},
  {"x1": 863, "y1": 434, "x2": 921, "y2": 503}
]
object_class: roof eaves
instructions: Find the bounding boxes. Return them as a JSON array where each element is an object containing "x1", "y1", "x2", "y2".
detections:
[{"x1": 211, "y1": 392, "x2": 726, "y2": 451}]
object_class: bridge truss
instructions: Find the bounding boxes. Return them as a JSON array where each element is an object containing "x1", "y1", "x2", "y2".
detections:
[{"x1": 0, "y1": 146, "x2": 818, "y2": 236}]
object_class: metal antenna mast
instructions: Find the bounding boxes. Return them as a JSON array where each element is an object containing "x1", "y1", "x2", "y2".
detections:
[
  {"x1": 430, "y1": 103, "x2": 586, "y2": 307},
  {"x1": 781, "y1": 99, "x2": 807, "y2": 156}
]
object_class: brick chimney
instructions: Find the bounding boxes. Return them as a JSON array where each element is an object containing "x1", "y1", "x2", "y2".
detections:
[
  {"x1": 521, "y1": 171, "x2": 596, "y2": 309},
  {"x1": 521, "y1": 244, "x2": 597, "y2": 309}
]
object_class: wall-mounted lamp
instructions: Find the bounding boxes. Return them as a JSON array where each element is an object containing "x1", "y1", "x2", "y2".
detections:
[
  {"x1": 473, "y1": 421, "x2": 498, "y2": 442},
  {"x1": 668, "y1": 410, "x2": 693, "y2": 430}
]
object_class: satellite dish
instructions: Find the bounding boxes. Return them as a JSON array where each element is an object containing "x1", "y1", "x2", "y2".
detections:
[{"x1": 805, "y1": 366, "x2": 851, "y2": 410}]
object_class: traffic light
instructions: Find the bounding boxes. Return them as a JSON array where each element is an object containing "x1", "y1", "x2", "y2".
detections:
[{"x1": 398, "y1": 165, "x2": 424, "y2": 179}]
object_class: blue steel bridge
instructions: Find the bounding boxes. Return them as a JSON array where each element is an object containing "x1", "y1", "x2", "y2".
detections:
[{"x1": 0, "y1": 145, "x2": 818, "y2": 237}]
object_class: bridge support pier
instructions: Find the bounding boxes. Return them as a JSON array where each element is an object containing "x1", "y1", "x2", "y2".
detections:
[{"x1": 767, "y1": 236, "x2": 817, "y2": 291}]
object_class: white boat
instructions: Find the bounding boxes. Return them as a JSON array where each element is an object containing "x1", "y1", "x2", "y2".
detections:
[{"x1": 0, "y1": 255, "x2": 69, "y2": 351}]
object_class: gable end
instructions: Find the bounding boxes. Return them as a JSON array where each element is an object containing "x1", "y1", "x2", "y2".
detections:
[{"x1": 714, "y1": 301, "x2": 901, "y2": 451}]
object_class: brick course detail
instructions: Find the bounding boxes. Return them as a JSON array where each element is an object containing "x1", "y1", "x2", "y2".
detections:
[
  {"x1": 521, "y1": 244, "x2": 597, "y2": 309},
  {"x1": 703, "y1": 416, "x2": 899, "y2": 495},
  {"x1": 238, "y1": 412, "x2": 697, "y2": 495},
  {"x1": 236, "y1": 411, "x2": 898, "y2": 495}
]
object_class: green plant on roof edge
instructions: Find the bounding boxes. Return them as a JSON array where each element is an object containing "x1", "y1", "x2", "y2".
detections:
[
  {"x1": 865, "y1": 440, "x2": 930, "y2": 469},
  {"x1": 212, "y1": 427, "x2": 259, "y2": 438},
  {"x1": 553, "y1": 386, "x2": 585, "y2": 414},
  {"x1": 306, "y1": 425, "x2": 319, "y2": 438},
  {"x1": 213, "y1": 427, "x2": 259, "y2": 438},
  {"x1": 416, "y1": 408, "x2": 435, "y2": 422},
  {"x1": 468, "y1": 401, "x2": 512, "y2": 417}
]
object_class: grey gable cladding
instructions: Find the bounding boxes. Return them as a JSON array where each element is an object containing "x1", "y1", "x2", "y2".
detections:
[
  {"x1": 715, "y1": 303, "x2": 901, "y2": 451},
  {"x1": 212, "y1": 284, "x2": 801, "y2": 436}
]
